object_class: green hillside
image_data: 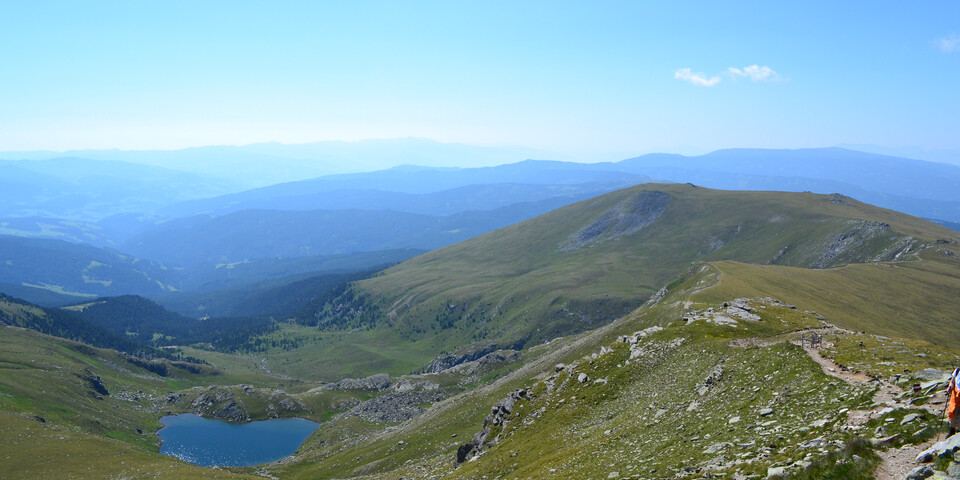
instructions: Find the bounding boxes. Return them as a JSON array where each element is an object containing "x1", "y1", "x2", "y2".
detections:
[
  {"x1": 301, "y1": 184, "x2": 958, "y2": 376},
  {"x1": 2, "y1": 185, "x2": 960, "y2": 479},
  {"x1": 266, "y1": 249, "x2": 960, "y2": 480}
]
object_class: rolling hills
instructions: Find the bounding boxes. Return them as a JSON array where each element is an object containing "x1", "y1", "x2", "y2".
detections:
[
  {"x1": 0, "y1": 234, "x2": 179, "y2": 302},
  {"x1": 3, "y1": 182, "x2": 960, "y2": 479},
  {"x1": 295, "y1": 184, "x2": 957, "y2": 376}
]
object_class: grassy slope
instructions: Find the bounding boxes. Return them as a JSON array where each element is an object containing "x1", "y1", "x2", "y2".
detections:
[
  {"x1": 693, "y1": 248, "x2": 960, "y2": 348},
  {"x1": 3, "y1": 186, "x2": 960, "y2": 479},
  {"x1": 0, "y1": 412, "x2": 255, "y2": 479},
  {"x1": 270, "y1": 247, "x2": 960, "y2": 480},
  {"x1": 303, "y1": 184, "x2": 958, "y2": 378},
  {"x1": 0, "y1": 327, "x2": 282, "y2": 447}
]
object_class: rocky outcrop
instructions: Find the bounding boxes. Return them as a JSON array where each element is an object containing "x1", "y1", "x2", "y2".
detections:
[
  {"x1": 444, "y1": 350, "x2": 522, "y2": 376},
  {"x1": 915, "y1": 434, "x2": 960, "y2": 463},
  {"x1": 321, "y1": 373, "x2": 393, "y2": 392},
  {"x1": 559, "y1": 190, "x2": 670, "y2": 252},
  {"x1": 347, "y1": 391, "x2": 445, "y2": 423},
  {"x1": 427, "y1": 343, "x2": 520, "y2": 373},
  {"x1": 391, "y1": 377, "x2": 440, "y2": 393},
  {"x1": 813, "y1": 220, "x2": 919, "y2": 268},
  {"x1": 828, "y1": 193, "x2": 853, "y2": 205},
  {"x1": 87, "y1": 375, "x2": 109, "y2": 396},
  {"x1": 165, "y1": 384, "x2": 308, "y2": 422},
  {"x1": 457, "y1": 388, "x2": 528, "y2": 463}
]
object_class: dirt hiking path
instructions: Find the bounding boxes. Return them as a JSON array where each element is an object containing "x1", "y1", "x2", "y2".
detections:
[{"x1": 793, "y1": 329, "x2": 948, "y2": 480}]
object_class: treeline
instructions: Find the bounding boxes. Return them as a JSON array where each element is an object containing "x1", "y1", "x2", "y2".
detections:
[
  {"x1": 0, "y1": 293, "x2": 177, "y2": 361},
  {"x1": 67, "y1": 295, "x2": 278, "y2": 353},
  {"x1": 292, "y1": 281, "x2": 382, "y2": 330}
]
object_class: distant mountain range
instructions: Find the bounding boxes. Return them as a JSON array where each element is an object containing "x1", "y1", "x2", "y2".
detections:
[
  {"x1": 0, "y1": 138, "x2": 570, "y2": 189},
  {"x1": 3, "y1": 145, "x2": 960, "y2": 315},
  {"x1": 0, "y1": 157, "x2": 235, "y2": 220}
]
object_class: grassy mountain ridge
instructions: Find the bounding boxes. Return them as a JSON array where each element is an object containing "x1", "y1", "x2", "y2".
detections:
[
  {"x1": 268, "y1": 249, "x2": 960, "y2": 480},
  {"x1": 2, "y1": 183, "x2": 960, "y2": 478},
  {"x1": 303, "y1": 184, "x2": 957, "y2": 373}
]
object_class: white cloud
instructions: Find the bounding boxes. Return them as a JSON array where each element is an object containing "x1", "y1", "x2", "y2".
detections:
[
  {"x1": 938, "y1": 34, "x2": 960, "y2": 53},
  {"x1": 727, "y1": 65, "x2": 780, "y2": 82},
  {"x1": 674, "y1": 68, "x2": 721, "y2": 87}
]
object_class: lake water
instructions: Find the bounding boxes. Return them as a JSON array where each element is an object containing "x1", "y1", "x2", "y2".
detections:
[{"x1": 158, "y1": 414, "x2": 320, "y2": 467}]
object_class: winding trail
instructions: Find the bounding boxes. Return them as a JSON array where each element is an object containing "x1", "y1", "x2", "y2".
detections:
[{"x1": 792, "y1": 329, "x2": 947, "y2": 480}]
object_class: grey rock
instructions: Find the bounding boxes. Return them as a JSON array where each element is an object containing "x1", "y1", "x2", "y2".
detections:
[
  {"x1": 766, "y1": 466, "x2": 788, "y2": 477},
  {"x1": 457, "y1": 388, "x2": 528, "y2": 463},
  {"x1": 914, "y1": 369, "x2": 950, "y2": 382},
  {"x1": 901, "y1": 413, "x2": 921, "y2": 425},
  {"x1": 916, "y1": 435, "x2": 960, "y2": 463},
  {"x1": 348, "y1": 391, "x2": 445, "y2": 423},
  {"x1": 87, "y1": 375, "x2": 109, "y2": 396},
  {"x1": 705, "y1": 442, "x2": 732, "y2": 454},
  {"x1": 759, "y1": 408, "x2": 775, "y2": 417},
  {"x1": 427, "y1": 343, "x2": 510, "y2": 373},
  {"x1": 392, "y1": 379, "x2": 439, "y2": 393},
  {"x1": 800, "y1": 437, "x2": 826, "y2": 448},
  {"x1": 578, "y1": 373, "x2": 590, "y2": 384},
  {"x1": 321, "y1": 373, "x2": 393, "y2": 392},
  {"x1": 559, "y1": 190, "x2": 671, "y2": 252},
  {"x1": 211, "y1": 400, "x2": 249, "y2": 422},
  {"x1": 904, "y1": 465, "x2": 933, "y2": 480},
  {"x1": 698, "y1": 364, "x2": 725, "y2": 395},
  {"x1": 871, "y1": 434, "x2": 900, "y2": 446}
]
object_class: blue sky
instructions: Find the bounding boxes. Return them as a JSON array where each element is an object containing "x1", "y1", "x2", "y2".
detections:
[{"x1": 1, "y1": 1, "x2": 957, "y2": 156}]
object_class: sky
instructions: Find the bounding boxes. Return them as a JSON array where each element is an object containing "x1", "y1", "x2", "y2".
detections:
[{"x1": 1, "y1": 1, "x2": 958, "y2": 157}]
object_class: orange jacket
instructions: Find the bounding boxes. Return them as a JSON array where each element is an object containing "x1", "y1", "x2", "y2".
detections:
[{"x1": 950, "y1": 376, "x2": 960, "y2": 420}]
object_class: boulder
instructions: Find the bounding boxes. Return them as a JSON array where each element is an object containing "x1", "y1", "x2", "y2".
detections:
[
  {"x1": 766, "y1": 466, "x2": 788, "y2": 478},
  {"x1": 87, "y1": 375, "x2": 109, "y2": 396},
  {"x1": 916, "y1": 434, "x2": 960, "y2": 463},
  {"x1": 904, "y1": 465, "x2": 933, "y2": 480},
  {"x1": 914, "y1": 369, "x2": 950, "y2": 382},
  {"x1": 871, "y1": 434, "x2": 900, "y2": 446},
  {"x1": 901, "y1": 413, "x2": 921, "y2": 425}
]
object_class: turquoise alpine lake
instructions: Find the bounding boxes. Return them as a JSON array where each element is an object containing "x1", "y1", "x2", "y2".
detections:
[{"x1": 158, "y1": 414, "x2": 320, "y2": 467}]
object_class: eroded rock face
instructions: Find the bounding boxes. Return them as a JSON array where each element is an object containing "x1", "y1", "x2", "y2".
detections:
[
  {"x1": 165, "y1": 385, "x2": 308, "y2": 422},
  {"x1": 427, "y1": 343, "x2": 523, "y2": 373},
  {"x1": 813, "y1": 220, "x2": 918, "y2": 268},
  {"x1": 347, "y1": 391, "x2": 445, "y2": 423},
  {"x1": 559, "y1": 190, "x2": 671, "y2": 252},
  {"x1": 444, "y1": 350, "x2": 522, "y2": 376},
  {"x1": 457, "y1": 389, "x2": 528, "y2": 463},
  {"x1": 87, "y1": 375, "x2": 109, "y2": 396},
  {"x1": 321, "y1": 373, "x2": 393, "y2": 392}
]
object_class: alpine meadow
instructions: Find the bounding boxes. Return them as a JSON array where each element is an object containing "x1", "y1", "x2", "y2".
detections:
[{"x1": 2, "y1": 2, "x2": 960, "y2": 480}]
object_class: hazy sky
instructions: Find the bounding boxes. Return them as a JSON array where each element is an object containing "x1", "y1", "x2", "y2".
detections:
[{"x1": 1, "y1": 1, "x2": 958, "y2": 155}]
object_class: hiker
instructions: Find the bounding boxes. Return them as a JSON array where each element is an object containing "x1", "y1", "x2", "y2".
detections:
[{"x1": 949, "y1": 368, "x2": 960, "y2": 438}]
